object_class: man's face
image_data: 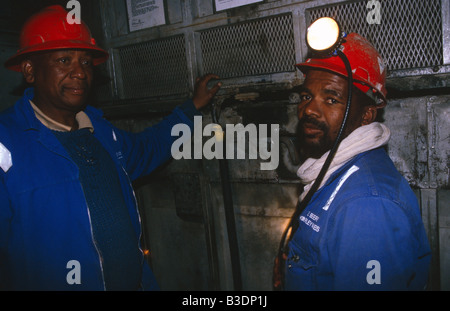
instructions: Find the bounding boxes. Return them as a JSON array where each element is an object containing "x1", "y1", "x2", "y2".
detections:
[
  {"x1": 297, "y1": 69, "x2": 371, "y2": 159},
  {"x1": 22, "y1": 49, "x2": 94, "y2": 118}
]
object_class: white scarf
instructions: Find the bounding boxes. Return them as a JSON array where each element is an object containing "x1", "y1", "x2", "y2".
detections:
[{"x1": 297, "y1": 122, "x2": 391, "y2": 200}]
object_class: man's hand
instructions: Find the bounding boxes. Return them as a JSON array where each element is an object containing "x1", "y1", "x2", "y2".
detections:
[{"x1": 192, "y1": 74, "x2": 222, "y2": 110}]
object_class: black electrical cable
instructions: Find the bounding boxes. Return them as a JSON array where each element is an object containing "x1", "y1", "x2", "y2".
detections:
[
  {"x1": 277, "y1": 48, "x2": 354, "y2": 266},
  {"x1": 212, "y1": 104, "x2": 243, "y2": 291}
]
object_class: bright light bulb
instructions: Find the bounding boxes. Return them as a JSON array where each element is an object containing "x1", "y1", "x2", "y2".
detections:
[{"x1": 306, "y1": 17, "x2": 340, "y2": 52}]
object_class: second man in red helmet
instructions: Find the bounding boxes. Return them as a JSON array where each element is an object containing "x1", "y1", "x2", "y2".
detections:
[{"x1": 281, "y1": 32, "x2": 431, "y2": 290}]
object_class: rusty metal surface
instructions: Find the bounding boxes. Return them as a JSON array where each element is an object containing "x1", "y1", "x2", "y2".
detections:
[{"x1": 385, "y1": 95, "x2": 450, "y2": 189}]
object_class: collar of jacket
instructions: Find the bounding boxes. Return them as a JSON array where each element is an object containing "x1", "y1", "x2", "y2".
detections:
[{"x1": 17, "y1": 87, "x2": 104, "y2": 132}]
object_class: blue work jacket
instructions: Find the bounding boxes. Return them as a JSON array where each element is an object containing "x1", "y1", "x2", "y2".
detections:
[
  {"x1": 285, "y1": 148, "x2": 431, "y2": 291},
  {"x1": 0, "y1": 88, "x2": 198, "y2": 290}
]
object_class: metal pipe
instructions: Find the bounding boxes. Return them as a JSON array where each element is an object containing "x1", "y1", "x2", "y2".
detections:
[{"x1": 212, "y1": 104, "x2": 243, "y2": 291}]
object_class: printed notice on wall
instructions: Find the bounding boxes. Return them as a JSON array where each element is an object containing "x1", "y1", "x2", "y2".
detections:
[
  {"x1": 215, "y1": 0, "x2": 263, "y2": 11},
  {"x1": 126, "y1": 0, "x2": 166, "y2": 32}
]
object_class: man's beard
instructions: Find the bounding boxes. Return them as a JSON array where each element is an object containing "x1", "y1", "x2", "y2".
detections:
[{"x1": 296, "y1": 115, "x2": 333, "y2": 160}]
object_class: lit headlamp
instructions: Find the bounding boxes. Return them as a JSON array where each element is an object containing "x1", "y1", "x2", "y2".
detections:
[{"x1": 306, "y1": 17, "x2": 344, "y2": 55}]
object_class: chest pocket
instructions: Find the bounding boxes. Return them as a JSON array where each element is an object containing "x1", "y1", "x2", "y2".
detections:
[{"x1": 285, "y1": 241, "x2": 318, "y2": 290}]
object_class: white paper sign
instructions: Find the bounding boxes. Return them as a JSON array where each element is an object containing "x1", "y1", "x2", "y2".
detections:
[
  {"x1": 126, "y1": 0, "x2": 166, "y2": 32},
  {"x1": 215, "y1": 0, "x2": 263, "y2": 11}
]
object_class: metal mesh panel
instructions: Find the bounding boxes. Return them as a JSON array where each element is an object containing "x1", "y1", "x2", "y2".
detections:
[
  {"x1": 199, "y1": 14, "x2": 296, "y2": 78},
  {"x1": 307, "y1": 0, "x2": 443, "y2": 71},
  {"x1": 118, "y1": 35, "x2": 190, "y2": 99}
]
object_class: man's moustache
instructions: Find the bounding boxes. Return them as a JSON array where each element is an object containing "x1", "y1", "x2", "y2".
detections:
[{"x1": 298, "y1": 115, "x2": 328, "y2": 132}]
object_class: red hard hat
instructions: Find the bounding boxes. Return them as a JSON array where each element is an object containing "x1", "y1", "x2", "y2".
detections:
[
  {"x1": 4, "y1": 5, "x2": 109, "y2": 72},
  {"x1": 296, "y1": 33, "x2": 387, "y2": 106}
]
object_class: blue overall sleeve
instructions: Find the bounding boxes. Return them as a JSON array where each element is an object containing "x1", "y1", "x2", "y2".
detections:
[
  {"x1": 327, "y1": 196, "x2": 430, "y2": 290},
  {"x1": 112, "y1": 100, "x2": 200, "y2": 181}
]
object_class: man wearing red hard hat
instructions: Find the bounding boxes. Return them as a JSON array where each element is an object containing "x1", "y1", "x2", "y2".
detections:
[
  {"x1": 0, "y1": 5, "x2": 220, "y2": 290},
  {"x1": 275, "y1": 21, "x2": 431, "y2": 290}
]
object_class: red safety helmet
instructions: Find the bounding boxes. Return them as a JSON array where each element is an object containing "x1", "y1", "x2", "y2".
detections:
[
  {"x1": 296, "y1": 33, "x2": 387, "y2": 106},
  {"x1": 4, "y1": 5, "x2": 108, "y2": 72}
]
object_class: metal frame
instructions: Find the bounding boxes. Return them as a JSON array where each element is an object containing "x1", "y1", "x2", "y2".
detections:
[{"x1": 97, "y1": 0, "x2": 449, "y2": 108}]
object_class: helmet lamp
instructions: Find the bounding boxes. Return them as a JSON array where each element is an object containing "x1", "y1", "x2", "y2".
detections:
[{"x1": 306, "y1": 17, "x2": 342, "y2": 55}]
